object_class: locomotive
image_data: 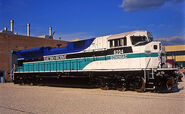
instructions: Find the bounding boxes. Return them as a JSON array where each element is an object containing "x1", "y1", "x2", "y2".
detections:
[{"x1": 13, "y1": 30, "x2": 179, "y2": 92}]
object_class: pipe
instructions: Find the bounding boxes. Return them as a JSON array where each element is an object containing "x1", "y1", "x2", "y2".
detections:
[
  {"x1": 10, "y1": 20, "x2": 14, "y2": 32},
  {"x1": 27, "y1": 23, "x2": 30, "y2": 36},
  {"x1": 4, "y1": 27, "x2": 7, "y2": 31},
  {"x1": 49, "y1": 27, "x2": 52, "y2": 36}
]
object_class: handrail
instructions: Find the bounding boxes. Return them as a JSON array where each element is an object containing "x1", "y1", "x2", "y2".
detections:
[{"x1": 11, "y1": 64, "x2": 16, "y2": 81}]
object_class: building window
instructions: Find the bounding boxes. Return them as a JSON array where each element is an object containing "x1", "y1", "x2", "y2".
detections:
[
  {"x1": 176, "y1": 61, "x2": 185, "y2": 68},
  {"x1": 167, "y1": 51, "x2": 185, "y2": 56}
]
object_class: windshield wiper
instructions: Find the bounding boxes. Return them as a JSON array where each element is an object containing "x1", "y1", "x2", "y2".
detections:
[{"x1": 134, "y1": 41, "x2": 148, "y2": 46}]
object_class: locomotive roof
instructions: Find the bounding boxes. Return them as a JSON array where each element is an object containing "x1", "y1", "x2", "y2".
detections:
[
  {"x1": 16, "y1": 38, "x2": 95, "y2": 60},
  {"x1": 16, "y1": 30, "x2": 151, "y2": 60},
  {"x1": 107, "y1": 30, "x2": 150, "y2": 40}
]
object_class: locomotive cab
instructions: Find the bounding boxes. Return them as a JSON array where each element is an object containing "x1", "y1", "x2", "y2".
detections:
[{"x1": 108, "y1": 31, "x2": 153, "y2": 48}]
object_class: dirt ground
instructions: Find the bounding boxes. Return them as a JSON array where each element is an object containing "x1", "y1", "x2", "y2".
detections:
[{"x1": 0, "y1": 78, "x2": 185, "y2": 114}]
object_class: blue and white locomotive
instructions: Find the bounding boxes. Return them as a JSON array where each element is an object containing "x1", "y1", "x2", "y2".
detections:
[{"x1": 13, "y1": 30, "x2": 178, "y2": 91}]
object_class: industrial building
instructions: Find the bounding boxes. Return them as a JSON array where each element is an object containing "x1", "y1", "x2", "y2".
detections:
[
  {"x1": 0, "y1": 20, "x2": 67, "y2": 82},
  {"x1": 165, "y1": 44, "x2": 185, "y2": 68},
  {"x1": 165, "y1": 44, "x2": 185, "y2": 75}
]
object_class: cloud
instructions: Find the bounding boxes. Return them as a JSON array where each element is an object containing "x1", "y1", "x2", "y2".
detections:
[
  {"x1": 155, "y1": 35, "x2": 185, "y2": 45},
  {"x1": 120, "y1": 0, "x2": 185, "y2": 12},
  {"x1": 54, "y1": 32, "x2": 95, "y2": 41}
]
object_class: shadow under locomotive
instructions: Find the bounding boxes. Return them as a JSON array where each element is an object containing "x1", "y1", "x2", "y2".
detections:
[
  {"x1": 15, "y1": 76, "x2": 99, "y2": 89},
  {"x1": 39, "y1": 77, "x2": 99, "y2": 89},
  {"x1": 14, "y1": 75, "x2": 184, "y2": 93}
]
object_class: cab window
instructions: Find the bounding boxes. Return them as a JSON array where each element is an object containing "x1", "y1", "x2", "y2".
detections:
[
  {"x1": 109, "y1": 40, "x2": 113, "y2": 47},
  {"x1": 130, "y1": 36, "x2": 147, "y2": 45},
  {"x1": 109, "y1": 37, "x2": 127, "y2": 48}
]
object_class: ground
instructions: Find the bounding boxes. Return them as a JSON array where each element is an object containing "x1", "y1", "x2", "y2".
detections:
[{"x1": 0, "y1": 78, "x2": 185, "y2": 114}]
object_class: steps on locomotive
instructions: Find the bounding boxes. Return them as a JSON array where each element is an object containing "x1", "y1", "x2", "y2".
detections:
[
  {"x1": 145, "y1": 78, "x2": 155, "y2": 89},
  {"x1": 144, "y1": 69, "x2": 156, "y2": 89}
]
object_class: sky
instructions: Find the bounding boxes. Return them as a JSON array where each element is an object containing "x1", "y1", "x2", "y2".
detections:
[{"x1": 0, "y1": 0, "x2": 185, "y2": 44}]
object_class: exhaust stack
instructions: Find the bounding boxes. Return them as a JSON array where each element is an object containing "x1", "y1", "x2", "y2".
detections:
[
  {"x1": 27, "y1": 23, "x2": 30, "y2": 36},
  {"x1": 4, "y1": 27, "x2": 7, "y2": 31},
  {"x1": 49, "y1": 27, "x2": 52, "y2": 36},
  {"x1": 10, "y1": 20, "x2": 14, "y2": 32}
]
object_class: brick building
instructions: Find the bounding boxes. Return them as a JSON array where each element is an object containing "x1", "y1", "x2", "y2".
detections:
[{"x1": 0, "y1": 33, "x2": 67, "y2": 82}]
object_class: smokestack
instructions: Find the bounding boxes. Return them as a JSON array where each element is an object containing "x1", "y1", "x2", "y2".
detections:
[
  {"x1": 10, "y1": 20, "x2": 14, "y2": 32},
  {"x1": 49, "y1": 27, "x2": 52, "y2": 36},
  {"x1": 27, "y1": 23, "x2": 30, "y2": 36},
  {"x1": 4, "y1": 27, "x2": 7, "y2": 31}
]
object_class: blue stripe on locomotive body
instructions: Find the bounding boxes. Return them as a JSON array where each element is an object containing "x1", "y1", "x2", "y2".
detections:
[
  {"x1": 16, "y1": 52, "x2": 158, "y2": 72},
  {"x1": 46, "y1": 38, "x2": 95, "y2": 56},
  {"x1": 16, "y1": 38, "x2": 95, "y2": 60},
  {"x1": 16, "y1": 47, "x2": 51, "y2": 60}
]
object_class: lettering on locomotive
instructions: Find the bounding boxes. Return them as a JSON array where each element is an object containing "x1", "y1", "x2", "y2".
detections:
[
  {"x1": 111, "y1": 54, "x2": 127, "y2": 59},
  {"x1": 44, "y1": 55, "x2": 66, "y2": 61},
  {"x1": 114, "y1": 49, "x2": 124, "y2": 55}
]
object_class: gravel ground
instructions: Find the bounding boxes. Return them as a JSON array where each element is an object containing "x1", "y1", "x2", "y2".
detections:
[{"x1": 0, "y1": 78, "x2": 185, "y2": 114}]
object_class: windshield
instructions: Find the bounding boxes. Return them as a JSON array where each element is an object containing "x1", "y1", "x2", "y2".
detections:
[{"x1": 130, "y1": 36, "x2": 148, "y2": 45}]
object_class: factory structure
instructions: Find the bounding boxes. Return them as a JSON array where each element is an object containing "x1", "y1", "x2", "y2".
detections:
[
  {"x1": 165, "y1": 45, "x2": 185, "y2": 75},
  {"x1": 0, "y1": 20, "x2": 184, "y2": 82},
  {"x1": 165, "y1": 45, "x2": 185, "y2": 68},
  {"x1": 0, "y1": 20, "x2": 67, "y2": 82}
]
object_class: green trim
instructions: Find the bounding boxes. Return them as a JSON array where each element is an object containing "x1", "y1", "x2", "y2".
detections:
[{"x1": 16, "y1": 52, "x2": 158, "y2": 72}]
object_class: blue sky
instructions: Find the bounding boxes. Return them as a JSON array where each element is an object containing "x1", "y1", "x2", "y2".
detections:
[{"x1": 0, "y1": 0, "x2": 185, "y2": 43}]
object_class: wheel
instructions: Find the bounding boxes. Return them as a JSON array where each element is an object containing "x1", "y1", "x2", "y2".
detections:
[
  {"x1": 101, "y1": 83, "x2": 109, "y2": 90},
  {"x1": 135, "y1": 77, "x2": 145, "y2": 92},
  {"x1": 19, "y1": 76, "x2": 25, "y2": 85},
  {"x1": 13, "y1": 76, "x2": 19, "y2": 84},
  {"x1": 117, "y1": 83, "x2": 126, "y2": 91},
  {"x1": 166, "y1": 77, "x2": 175, "y2": 91}
]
